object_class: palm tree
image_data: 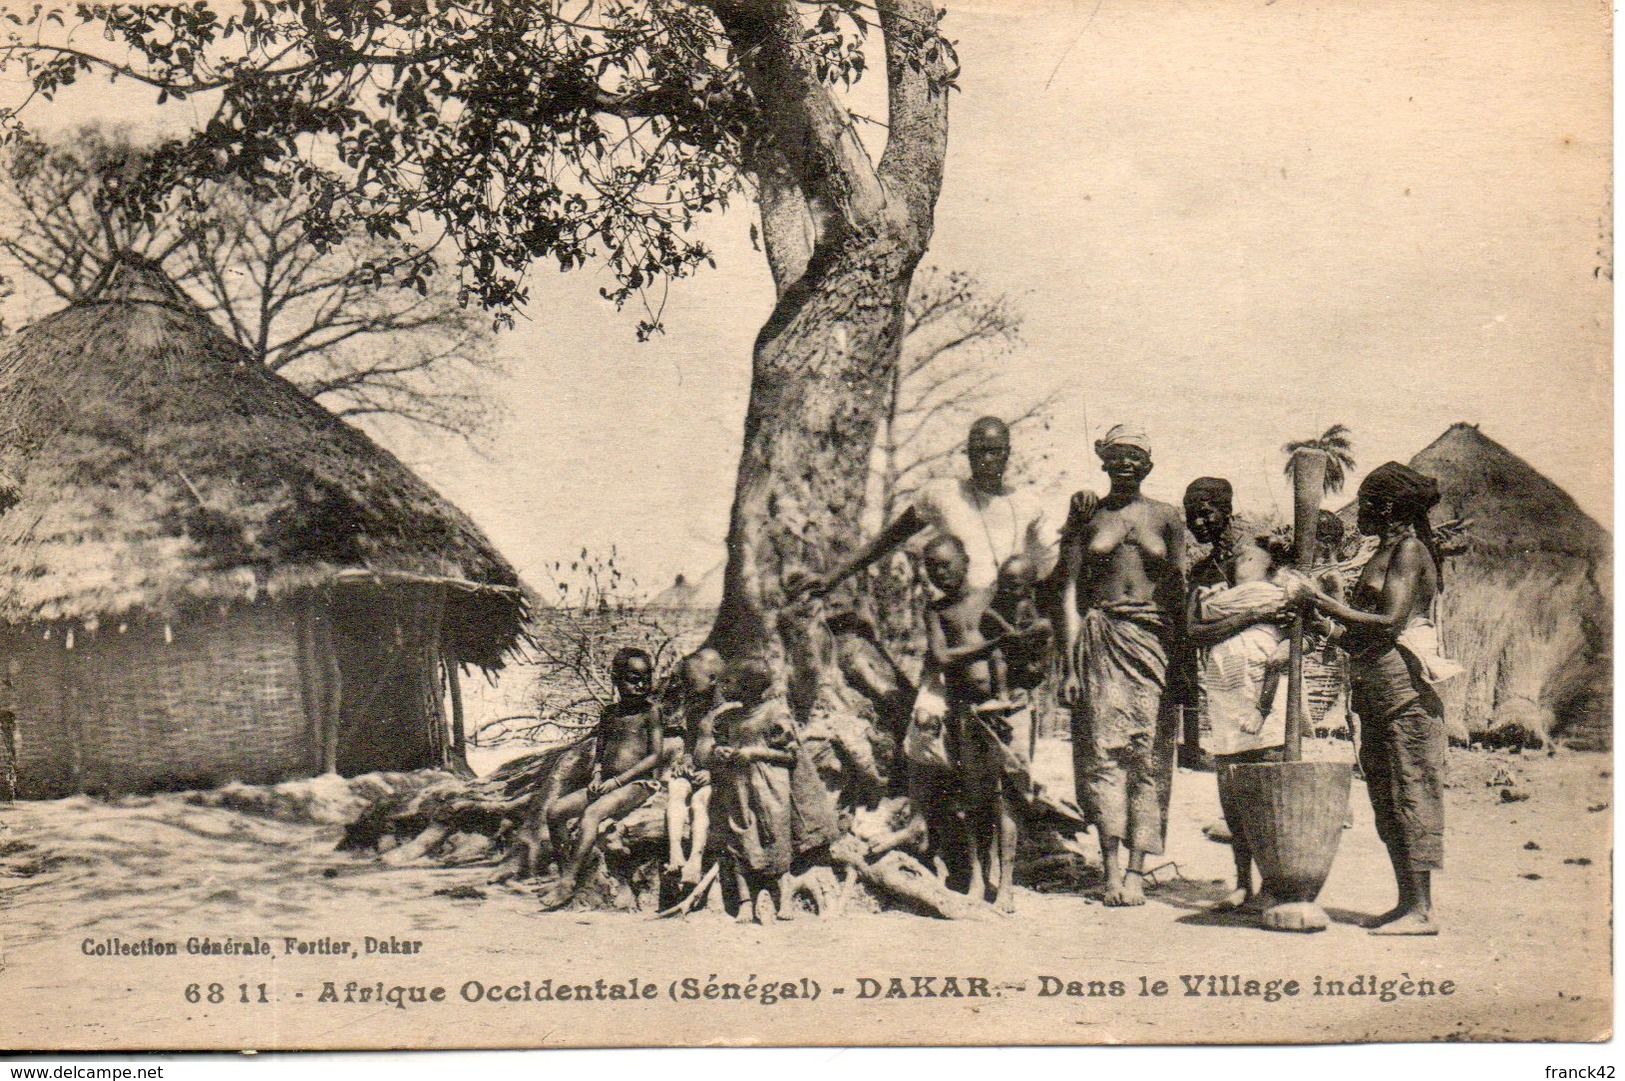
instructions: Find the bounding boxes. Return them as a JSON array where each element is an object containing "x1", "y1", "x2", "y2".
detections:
[{"x1": 1282, "y1": 424, "x2": 1356, "y2": 494}]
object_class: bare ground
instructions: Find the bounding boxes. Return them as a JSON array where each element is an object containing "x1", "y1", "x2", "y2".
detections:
[{"x1": 0, "y1": 739, "x2": 1610, "y2": 1049}]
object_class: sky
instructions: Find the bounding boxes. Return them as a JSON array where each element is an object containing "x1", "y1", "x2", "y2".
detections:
[{"x1": 5, "y1": 0, "x2": 1613, "y2": 600}]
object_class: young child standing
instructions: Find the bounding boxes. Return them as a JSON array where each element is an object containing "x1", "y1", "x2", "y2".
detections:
[
  {"x1": 662, "y1": 648, "x2": 724, "y2": 887},
  {"x1": 921, "y1": 534, "x2": 1046, "y2": 912}
]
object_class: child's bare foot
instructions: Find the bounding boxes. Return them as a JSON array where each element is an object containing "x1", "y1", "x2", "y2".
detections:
[
  {"x1": 537, "y1": 883, "x2": 575, "y2": 911},
  {"x1": 1211, "y1": 887, "x2": 1251, "y2": 912},
  {"x1": 1369, "y1": 910, "x2": 1438, "y2": 936},
  {"x1": 994, "y1": 890, "x2": 1016, "y2": 915},
  {"x1": 680, "y1": 858, "x2": 703, "y2": 886}
]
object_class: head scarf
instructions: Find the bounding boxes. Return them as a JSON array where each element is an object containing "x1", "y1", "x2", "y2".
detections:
[
  {"x1": 1359, "y1": 461, "x2": 1445, "y2": 580},
  {"x1": 1182, "y1": 476, "x2": 1233, "y2": 513},
  {"x1": 1094, "y1": 423, "x2": 1152, "y2": 459},
  {"x1": 1358, "y1": 462, "x2": 1440, "y2": 515}
]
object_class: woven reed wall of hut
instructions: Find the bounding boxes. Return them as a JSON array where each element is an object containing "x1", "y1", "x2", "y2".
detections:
[
  {"x1": 5, "y1": 603, "x2": 313, "y2": 798},
  {"x1": 3, "y1": 580, "x2": 457, "y2": 799},
  {"x1": 0, "y1": 255, "x2": 525, "y2": 798}
]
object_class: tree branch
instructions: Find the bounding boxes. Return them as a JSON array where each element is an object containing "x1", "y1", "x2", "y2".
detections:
[
  {"x1": 712, "y1": 1, "x2": 885, "y2": 236},
  {"x1": 875, "y1": 0, "x2": 951, "y2": 243}
]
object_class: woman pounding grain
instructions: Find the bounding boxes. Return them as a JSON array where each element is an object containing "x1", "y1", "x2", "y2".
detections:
[
  {"x1": 1290, "y1": 462, "x2": 1460, "y2": 935},
  {"x1": 1059, "y1": 425, "x2": 1185, "y2": 906}
]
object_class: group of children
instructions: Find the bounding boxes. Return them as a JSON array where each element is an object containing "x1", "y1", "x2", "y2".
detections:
[
  {"x1": 522, "y1": 509, "x2": 1341, "y2": 919},
  {"x1": 524, "y1": 643, "x2": 838, "y2": 921},
  {"x1": 518, "y1": 535, "x2": 1056, "y2": 919}
]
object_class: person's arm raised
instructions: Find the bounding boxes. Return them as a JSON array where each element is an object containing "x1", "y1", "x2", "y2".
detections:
[
  {"x1": 791, "y1": 506, "x2": 927, "y2": 598},
  {"x1": 1186, "y1": 606, "x2": 1282, "y2": 645}
]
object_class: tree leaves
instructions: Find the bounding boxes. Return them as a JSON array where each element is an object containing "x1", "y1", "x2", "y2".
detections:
[
  {"x1": 1282, "y1": 424, "x2": 1356, "y2": 494},
  {"x1": 0, "y1": 1, "x2": 957, "y2": 333}
]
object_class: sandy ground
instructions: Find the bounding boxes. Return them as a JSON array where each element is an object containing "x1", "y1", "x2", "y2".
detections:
[{"x1": 0, "y1": 738, "x2": 1610, "y2": 1050}]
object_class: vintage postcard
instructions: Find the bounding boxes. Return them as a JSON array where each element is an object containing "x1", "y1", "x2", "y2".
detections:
[{"x1": 0, "y1": 0, "x2": 1610, "y2": 1052}]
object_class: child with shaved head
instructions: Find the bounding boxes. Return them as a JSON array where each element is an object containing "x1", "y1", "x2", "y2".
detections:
[{"x1": 922, "y1": 534, "x2": 1049, "y2": 911}]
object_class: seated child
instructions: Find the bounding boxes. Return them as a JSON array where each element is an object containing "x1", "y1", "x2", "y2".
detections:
[
  {"x1": 663, "y1": 648, "x2": 724, "y2": 886},
  {"x1": 539, "y1": 647, "x2": 665, "y2": 910}
]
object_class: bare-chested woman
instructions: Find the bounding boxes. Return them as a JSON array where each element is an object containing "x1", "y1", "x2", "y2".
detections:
[
  {"x1": 1290, "y1": 461, "x2": 1457, "y2": 935},
  {"x1": 1060, "y1": 425, "x2": 1185, "y2": 907}
]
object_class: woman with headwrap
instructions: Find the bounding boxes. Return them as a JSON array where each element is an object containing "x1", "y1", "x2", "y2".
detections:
[
  {"x1": 1059, "y1": 425, "x2": 1185, "y2": 906},
  {"x1": 1180, "y1": 478, "x2": 1294, "y2": 910},
  {"x1": 1289, "y1": 461, "x2": 1461, "y2": 935}
]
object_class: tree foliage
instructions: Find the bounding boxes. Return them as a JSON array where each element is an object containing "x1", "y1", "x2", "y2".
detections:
[
  {"x1": 1282, "y1": 423, "x2": 1355, "y2": 495},
  {"x1": 0, "y1": 0, "x2": 962, "y2": 660},
  {"x1": 0, "y1": 124, "x2": 502, "y2": 436},
  {"x1": 0, "y1": 2, "x2": 953, "y2": 335}
]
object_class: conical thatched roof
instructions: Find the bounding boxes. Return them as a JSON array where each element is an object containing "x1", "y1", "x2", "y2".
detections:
[
  {"x1": 648, "y1": 560, "x2": 724, "y2": 610},
  {"x1": 1335, "y1": 423, "x2": 1611, "y2": 747},
  {"x1": 0, "y1": 254, "x2": 523, "y2": 667},
  {"x1": 1337, "y1": 423, "x2": 1610, "y2": 559}
]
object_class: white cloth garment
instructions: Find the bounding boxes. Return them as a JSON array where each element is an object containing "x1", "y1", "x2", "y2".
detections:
[{"x1": 1195, "y1": 580, "x2": 1290, "y2": 757}]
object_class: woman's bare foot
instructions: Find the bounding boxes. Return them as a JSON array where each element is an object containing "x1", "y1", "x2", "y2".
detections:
[
  {"x1": 1369, "y1": 910, "x2": 1438, "y2": 936},
  {"x1": 1363, "y1": 905, "x2": 1410, "y2": 929},
  {"x1": 1105, "y1": 871, "x2": 1146, "y2": 907}
]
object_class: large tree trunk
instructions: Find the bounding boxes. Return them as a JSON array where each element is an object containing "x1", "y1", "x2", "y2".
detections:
[
  {"x1": 710, "y1": 239, "x2": 918, "y2": 658},
  {"x1": 707, "y1": 0, "x2": 950, "y2": 660}
]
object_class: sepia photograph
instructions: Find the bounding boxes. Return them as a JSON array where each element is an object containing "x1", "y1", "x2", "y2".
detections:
[{"x1": 0, "y1": 0, "x2": 1611, "y2": 1052}]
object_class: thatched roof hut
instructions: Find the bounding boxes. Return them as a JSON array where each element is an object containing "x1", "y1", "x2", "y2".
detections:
[
  {"x1": 1338, "y1": 423, "x2": 1611, "y2": 749},
  {"x1": 0, "y1": 255, "x2": 526, "y2": 797}
]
